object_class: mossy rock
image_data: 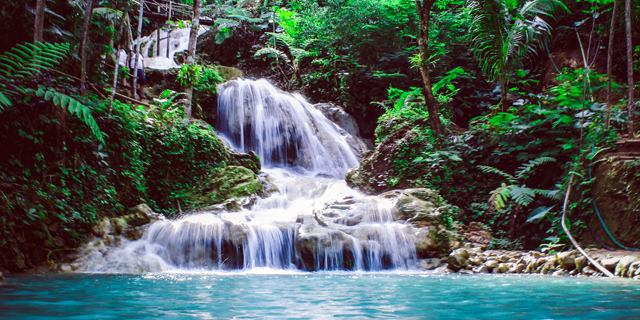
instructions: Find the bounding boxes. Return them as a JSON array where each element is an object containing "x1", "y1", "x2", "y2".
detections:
[{"x1": 191, "y1": 166, "x2": 263, "y2": 207}]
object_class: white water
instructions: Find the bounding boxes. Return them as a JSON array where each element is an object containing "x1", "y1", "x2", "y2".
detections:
[
  {"x1": 133, "y1": 25, "x2": 208, "y2": 70},
  {"x1": 79, "y1": 79, "x2": 419, "y2": 273}
]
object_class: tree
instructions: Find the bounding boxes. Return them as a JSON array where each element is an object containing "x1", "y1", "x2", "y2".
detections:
[
  {"x1": 185, "y1": 0, "x2": 202, "y2": 118},
  {"x1": 33, "y1": 0, "x2": 46, "y2": 43},
  {"x1": 467, "y1": 0, "x2": 567, "y2": 110},
  {"x1": 605, "y1": 0, "x2": 620, "y2": 129},
  {"x1": 414, "y1": 0, "x2": 446, "y2": 135},
  {"x1": 625, "y1": 0, "x2": 635, "y2": 136},
  {"x1": 80, "y1": 0, "x2": 95, "y2": 95},
  {"x1": 132, "y1": 0, "x2": 145, "y2": 99}
]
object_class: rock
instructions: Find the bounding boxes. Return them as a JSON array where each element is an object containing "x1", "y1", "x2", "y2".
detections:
[
  {"x1": 485, "y1": 260, "x2": 500, "y2": 270},
  {"x1": 630, "y1": 261, "x2": 640, "y2": 277},
  {"x1": 414, "y1": 227, "x2": 453, "y2": 258},
  {"x1": 432, "y1": 264, "x2": 452, "y2": 274},
  {"x1": 634, "y1": 275, "x2": 640, "y2": 280},
  {"x1": 314, "y1": 103, "x2": 362, "y2": 139},
  {"x1": 557, "y1": 251, "x2": 577, "y2": 271},
  {"x1": 575, "y1": 256, "x2": 588, "y2": 272},
  {"x1": 192, "y1": 166, "x2": 263, "y2": 207},
  {"x1": 346, "y1": 129, "x2": 419, "y2": 194},
  {"x1": 635, "y1": 264, "x2": 640, "y2": 276},
  {"x1": 614, "y1": 256, "x2": 640, "y2": 277},
  {"x1": 551, "y1": 269, "x2": 566, "y2": 276},
  {"x1": 447, "y1": 248, "x2": 469, "y2": 271},
  {"x1": 417, "y1": 258, "x2": 444, "y2": 270},
  {"x1": 126, "y1": 204, "x2": 163, "y2": 227},
  {"x1": 511, "y1": 263, "x2": 527, "y2": 273},
  {"x1": 601, "y1": 257, "x2": 621, "y2": 272},
  {"x1": 494, "y1": 263, "x2": 509, "y2": 274},
  {"x1": 0, "y1": 271, "x2": 5, "y2": 283},
  {"x1": 386, "y1": 188, "x2": 444, "y2": 222},
  {"x1": 91, "y1": 219, "x2": 112, "y2": 237},
  {"x1": 59, "y1": 265, "x2": 72, "y2": 273},
  {"x1": 468, "y1": 257, "x2": 483, "y2": 266},
  {"x1": 473, "y1": 265, "x2": 490, "y2": 273},
  {"x1": 583, "y1": 266, "x2": 596, "y2": 276}
]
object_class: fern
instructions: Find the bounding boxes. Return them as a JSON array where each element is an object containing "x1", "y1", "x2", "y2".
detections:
[
  {"x1": 30, "y1": 87, "x2": 104, "y2": 144},
  {"x1": 0, "y1": 42, "x2": 69, "y2": 83},
  {"x1": 508, "y1": 185, "x2": 536, "y2": 207},
  {"x1": 0, "y1": 42, "x2": 104, "y2": 144},
  {"x1": 478, "y1": 165, "x2": 517, "y2": 184},
  {"x1": 254, "y1": 47, "x2": 291, "y2": 63},
  {"x1": 515, "y1": 156, "x2": 556, "y2": 180}
]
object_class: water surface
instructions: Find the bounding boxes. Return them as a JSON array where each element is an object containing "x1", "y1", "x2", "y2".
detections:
[{"x1": 2, "y1": 273, "x2": 639, "y2": 319}]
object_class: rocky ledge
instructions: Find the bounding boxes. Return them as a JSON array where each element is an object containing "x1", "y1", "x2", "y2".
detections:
[{"x1": 421, "y1": 246, "x2": 640, "y2": 279}]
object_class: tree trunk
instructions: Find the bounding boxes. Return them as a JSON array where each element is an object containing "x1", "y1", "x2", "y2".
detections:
[
  {"x1": 605, "y1": 0, "x2": 620, "y2": 130},
  {"x1": 33, "y1": 0, "x2": 46, "y2": 43},
  {"x1": 109, "y1": 13, "x2": 128, "y2": 117},
  {"x1": 80, "y1": 0, "x2": 94, "y2": 96},
  {"x1": 414, "y1": 0, "x2": 445, "y2": 135},
  {"x1": 625, "y1": 0, "x2": 635, "y2": 136},
  {"x1": 185, "y1": 0, "x2": 202, "y2": 118},
  {"x1": 132, "y1": 0, "x2": 145, "y2": 100}
]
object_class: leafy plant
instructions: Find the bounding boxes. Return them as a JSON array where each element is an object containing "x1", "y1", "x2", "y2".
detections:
[
  {"x1": 466, "y1": 0, "x2": 568, "y2": 109},
  {"x1": 177, "y1": 63, "x2": 202, "y2": 87},
  {"x1": 0, "y1": 42, "x2": 104, "y2": 143}
]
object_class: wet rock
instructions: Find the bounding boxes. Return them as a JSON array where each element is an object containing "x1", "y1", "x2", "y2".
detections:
[
  {"x1": 432, "y1": 264, "x2": 452, "y2": 274},
  {"x1": 583, "y1": 266, "x2": 596, "y2": 276},
  {"x1": 474, "y1": 264, "x2": 491, "y2": 273},
  {"x1": 417, "y1": 258, "x2": 444, "y2": 270},
  {"x1": 91, "y1": 220, "x2": 113, "y2": 238},
  {"x1": 383, "y1": 188, "x2": 444, "y2": 223},
  {"x1": 414, "y1": 227, "x2": 456, "y2": 258},
  {"x1": 629, "y1": 261, "x2": 640, "y2": 278},
  {"x1": 59, "y1": 265, "x2": 72, "y2": 273},
  {"x1": 494, "y1": 263, "x2": 509, "y2": 274},
  {"x1": 447, "y1": 248, "x2": 469, "y2": 271},
  {"x1": 125, "y1": 204, "x2": 163, "y2": 227},
  {"x1": 614, "y1": 256, "x2": 640, "y2": 277},
  {"x1": 485, "y1": 260, "x2": 500, "y2": 270},
  {"x1": 0, "y1": 271, "x2": 5, "y2": 283},
  {"x1": 193, "y1": 166, "x2": 263, "y2": 207},
  {"x1": 557, "y1": 251, "x2": 577, "y2": 271},
  {"x1": 601, "y1": 257, "x2": 621, "y2": 272},
  {"x1": 258, "y1": 172, "x2": 279, "y2": 198},
  {"x1": 575, "y1": 256, "x2": 588, "y2": 271},
  {"x1": 314, "y1": 103, "x2": 361, "y2": 138}
]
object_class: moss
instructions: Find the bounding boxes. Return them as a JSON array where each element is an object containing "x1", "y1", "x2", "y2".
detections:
[{"x1": 190, "y1": 166, "x2": 263, "y2": 207}]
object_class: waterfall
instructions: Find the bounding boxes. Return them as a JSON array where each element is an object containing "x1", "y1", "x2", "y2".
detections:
[
  {"x1": 216, "y1": 79, "x2": 360, "y2": 178},
  {"x1": 81, "y1": 79, "x2": 418, "y2": 273}
]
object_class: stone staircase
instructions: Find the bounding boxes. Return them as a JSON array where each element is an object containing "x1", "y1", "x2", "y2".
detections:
[{"x1": 608, "y1": 139, "x2": 640, "y2": 162}]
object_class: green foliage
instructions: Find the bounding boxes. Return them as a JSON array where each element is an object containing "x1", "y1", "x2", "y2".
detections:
[
  {"x1": 0, "y1": 42, "x2": 104, "y2": 144},
  {"x1": 177, "y1": 63, "x2": 203, "y2": 87}
]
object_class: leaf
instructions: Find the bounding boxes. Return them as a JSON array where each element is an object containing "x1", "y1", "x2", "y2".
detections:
[{"x1": 526, "y1": 206, "x2": 554, "y2": 223}]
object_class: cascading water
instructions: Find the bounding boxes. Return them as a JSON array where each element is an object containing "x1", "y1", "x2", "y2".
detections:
[{"x1": 79, "y1": 79, "x2": 420, "y2": 273}]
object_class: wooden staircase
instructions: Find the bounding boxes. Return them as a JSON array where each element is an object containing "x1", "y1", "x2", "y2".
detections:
[{"x1": 608, "y1": 139, "x2": 640, "y2": 162}]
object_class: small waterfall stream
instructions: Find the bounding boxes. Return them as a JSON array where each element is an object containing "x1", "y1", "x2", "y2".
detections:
[{"x1": 83, "y1": 79, "x2": 418, "y2": 273}]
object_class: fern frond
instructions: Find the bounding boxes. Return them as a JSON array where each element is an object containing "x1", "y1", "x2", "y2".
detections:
[
  {"x1": 488, "y1": 183, "x2": 511, "y2": 211},
  {"x1": 478, "y1": 165, "x2": 517, "y2": 184},
  {"x1": 0, "y1": 42, "x2": 70, "y2": 81},
  {"x1": 31, "y1": 88, "x2": 104, "y2": 144},
  {"x1": 508, "y1": 185, "x2": 536, "y2": 207},
  {"x1": 533, "y1": 188, "x2": 563, "y2": 201},
  {"x1": 515, "y1": 156, "x2": 555, "y2": 180},
  {"x1": 0, "y1": 91, "x2": 11, "y2": 110},
  {"x1": 254, "y1": 47, "x2": 290, "y2": 63}
]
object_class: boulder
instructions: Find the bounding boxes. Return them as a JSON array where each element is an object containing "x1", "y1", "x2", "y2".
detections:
[
  {"x1": 601, "y1": 257, "x2": 621, "y2": 272},
  {"x1": 447, "y1": 248, "x2": 470, "y2": 271},
  {"x1": 0, "y1": 271, "x2": 5, "y2": 283},
  {"x1": 380, "y1": 188, "x2": 444, "y2": 223},
  {"x1": 628, "y1": 261, "x2": 640, "y2": 278},
  {"x1": 485, "y1": 260, "x2": 500, "y2": 270},
  {"x1": 557, "y1": 251, "x2": 577, "y2": 271},
  {"x1": 494, "y1": 263, "x2": 509, "y2": 274},
  {"x1": 314, "y1": 103, "x2": 362, "y2": 138},
  {"x1": 575, "y1": 256, "x2": 588, "y2": 271},
  {"x1": 416, "y1": 258, "x2": 444, "y2": 270},
  {"x1": 191, "y1": 166, "x2": 263, "y2": 207},
  {"x1": 615, "y1": 256, "x2": 640, "y2": 277}
]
